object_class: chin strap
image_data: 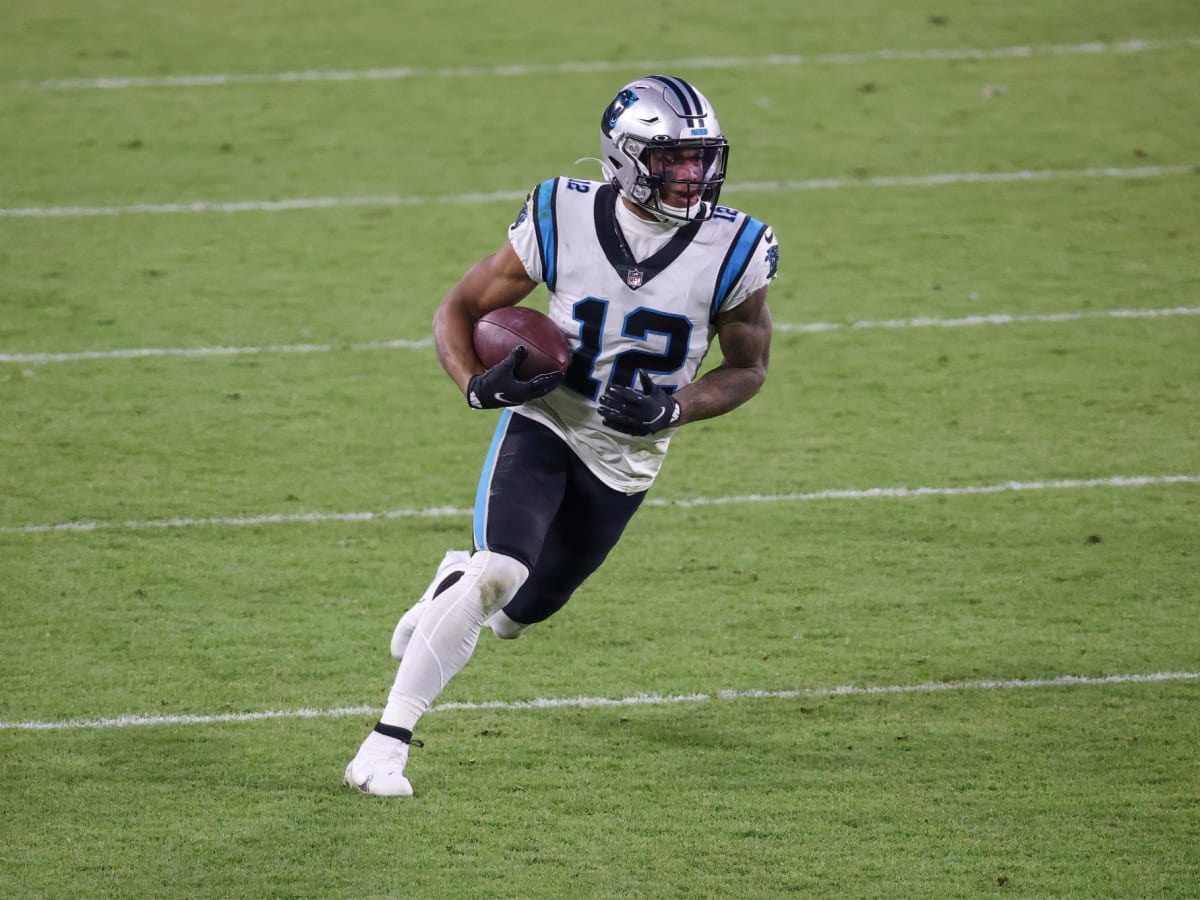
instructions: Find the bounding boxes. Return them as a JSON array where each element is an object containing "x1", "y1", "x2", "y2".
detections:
[
  {"x1": 656, "y1": 199, "x2": 709, "y2": 223},
  {"x1": 633, "y1": 196, "x2": 708, "y2": 226}
]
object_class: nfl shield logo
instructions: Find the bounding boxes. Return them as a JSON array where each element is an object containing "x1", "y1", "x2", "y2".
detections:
[{"x1": 626, "y1": 267, "x2": 644, "y2": 288}]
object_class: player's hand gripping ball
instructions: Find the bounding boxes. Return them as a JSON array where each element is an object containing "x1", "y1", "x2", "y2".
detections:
[{"x1": 468, "y1": 307, "x2": 570, "y2": 409}]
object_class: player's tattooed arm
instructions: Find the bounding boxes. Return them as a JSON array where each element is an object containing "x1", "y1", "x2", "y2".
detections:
[{"x1": 674, "y1": 286, "x2": 772, "y2": 426}]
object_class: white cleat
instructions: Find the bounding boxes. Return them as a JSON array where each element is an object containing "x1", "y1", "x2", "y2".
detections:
[
  {"x1": 344, "y1": 741, "x2": 414, "y2": 797},
  {"x1": 390, "y1": 549, "x2": 471, "y2": 659}
]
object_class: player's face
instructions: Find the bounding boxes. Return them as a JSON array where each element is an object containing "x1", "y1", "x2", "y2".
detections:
[{"x1": 648, "y1": 148, "x2": 708, "y2": 208}]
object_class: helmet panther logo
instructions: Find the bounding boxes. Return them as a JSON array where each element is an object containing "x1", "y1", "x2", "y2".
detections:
[{"x1": 601, "y1": 89, "x2": 639, "y2": 134}]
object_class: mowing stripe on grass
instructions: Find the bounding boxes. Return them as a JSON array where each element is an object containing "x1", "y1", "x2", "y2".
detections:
[
  {"x1": 3, "y1": 671, "x2": 1194, "y2": 731},
  {"x1": 29, "y1": 37, "x2": 1200, "y2": 90},
  {"x1": 2, "y1": 164, "x2": 1192, "y2": 219},
  {"x1": 3, "y1": 305, "x2": 1197, "y2": 365},
  {"x1": 3, "y1": 474, "x2": 1195, "y2": 535}
]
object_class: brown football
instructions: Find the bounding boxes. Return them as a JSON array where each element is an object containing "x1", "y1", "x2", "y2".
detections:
[{"x1": 473, "y1": 306, "x2": 571, "y2": 379}]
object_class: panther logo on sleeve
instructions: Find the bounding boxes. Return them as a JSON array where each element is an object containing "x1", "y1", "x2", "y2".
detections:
[{"x1": 509, "y1": 197, "x2": 530, "y2": 232}]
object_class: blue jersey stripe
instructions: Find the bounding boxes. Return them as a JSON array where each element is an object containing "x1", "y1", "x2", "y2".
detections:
[
  {"x1": 534, "y1": 178, "x2": 558, "y2": 291},
  {"x1": 710, "y1": 217, "x2": 767, "y2": 321},
  {"x1": 473, "y1": 409, "x2": 513, "y2": 550}
]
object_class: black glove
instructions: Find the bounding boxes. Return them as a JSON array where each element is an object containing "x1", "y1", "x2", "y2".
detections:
[
  {"x1": 467, "y1": 346, "x2": 564, "y2": 410},
  {"x1": 599, "y1": 371, "x2": 681, "y2": 436}
]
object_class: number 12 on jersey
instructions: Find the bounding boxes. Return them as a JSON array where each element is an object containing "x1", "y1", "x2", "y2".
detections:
[{"x1": 563, "y1": 297, "x2": 694, "y2": 399}]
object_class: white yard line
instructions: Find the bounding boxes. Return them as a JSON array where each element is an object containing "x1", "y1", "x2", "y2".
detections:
[
  {"x1": 0, "y1": 338, "x2": 433, "y2": 364},
  {"x1": 3, "y1": 671, "x2": 1194, "y2": 731},
  {"x1": 0, "y1": 190, "x2": 528, "y2": 219},
  {"x1": 1, "y1": 164, "x2": 1192, "y2": 220},
  {"x1": 3, "y1": 305, "x2": 1197, "y2": 366},
  {"x1": 29, "y1": 37, "x2": 1200, "y2": 90},
  {"x1": 775, "y1": 306, "x2": 1200, "y2": 334},
  {"x1": 3, "y1": 474, "x2": 1195, "y2": 536}
]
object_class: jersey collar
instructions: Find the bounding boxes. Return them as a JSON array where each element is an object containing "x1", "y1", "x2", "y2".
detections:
[{"x1": 593, "y1": 184, "x2": 702, "y2": 291}]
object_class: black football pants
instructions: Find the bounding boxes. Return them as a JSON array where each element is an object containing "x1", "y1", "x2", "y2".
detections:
[{"x1": 472, "y1": 410, "x2": 646, "y2": 625}]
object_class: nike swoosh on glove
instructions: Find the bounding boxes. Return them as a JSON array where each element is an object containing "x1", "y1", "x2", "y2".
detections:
[
  {"x1": 598, "y1": 371, "x2": 681, "y2": 436},
  {"x1": 467, "y1": 346, "x2": 565, "y2": 410}
]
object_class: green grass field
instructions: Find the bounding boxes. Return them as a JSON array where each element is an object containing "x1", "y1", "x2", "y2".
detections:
[{"x1": 2, "y1": 1, "x2": 1198, "y2": 897}]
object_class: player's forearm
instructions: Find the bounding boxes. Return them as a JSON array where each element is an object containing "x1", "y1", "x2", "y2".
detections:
[
  {"x1": 675, "y1": 362, "x2": 767, "y2": 425},
  {"x1": 676, "y1": 287, "x2": 772, "y2": 426},
  {"x1": 433, "y1": 244, "x2": 540, "y2": 396},
  {"x1": 433, "y1": 296, "x2": 485, "y2": 395}
]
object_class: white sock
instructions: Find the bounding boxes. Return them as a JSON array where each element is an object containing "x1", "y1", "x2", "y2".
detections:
[{"x1": 381, "y1": 551, "x2": 528, "y2": 730}]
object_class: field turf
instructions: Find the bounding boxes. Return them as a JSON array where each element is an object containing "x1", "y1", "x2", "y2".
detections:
[{"x1": 1, "y1": 1, "x2": 1197, "y2": 897}]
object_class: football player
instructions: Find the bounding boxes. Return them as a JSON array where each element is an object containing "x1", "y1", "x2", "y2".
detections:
[{"x1": 346, "y1": 75, "x2": 779, "y2": 796}]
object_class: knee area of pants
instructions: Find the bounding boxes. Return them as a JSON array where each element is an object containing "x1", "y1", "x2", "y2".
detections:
[{"x1": 468, "y1": 551, "x2": 529, "y2": 616}]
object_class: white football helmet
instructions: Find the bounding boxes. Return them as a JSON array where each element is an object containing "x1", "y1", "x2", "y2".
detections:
[{"x1": 599, "y1": 75, "x2": 729, "y2": 223}]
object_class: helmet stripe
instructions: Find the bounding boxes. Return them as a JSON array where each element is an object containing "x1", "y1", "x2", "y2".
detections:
[
  {"x1": 648, "y1": 75, "x2": 706, "y2": 124},
  {"x1": 671, "y1": 77, "x2": 706, "y2": 118}
]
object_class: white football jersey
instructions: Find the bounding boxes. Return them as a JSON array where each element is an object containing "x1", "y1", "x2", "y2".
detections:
[{"x1": 506, "y1": 176, "x2": 779, "y2": 493}]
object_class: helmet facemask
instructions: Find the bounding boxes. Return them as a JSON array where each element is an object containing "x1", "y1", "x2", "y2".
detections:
[
  {"x1": 599, "y1": 77, "x2": 730, "y2": 224},
  {"x1": 630, "y1": 139, "x2": 728, "y2": 223}
]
